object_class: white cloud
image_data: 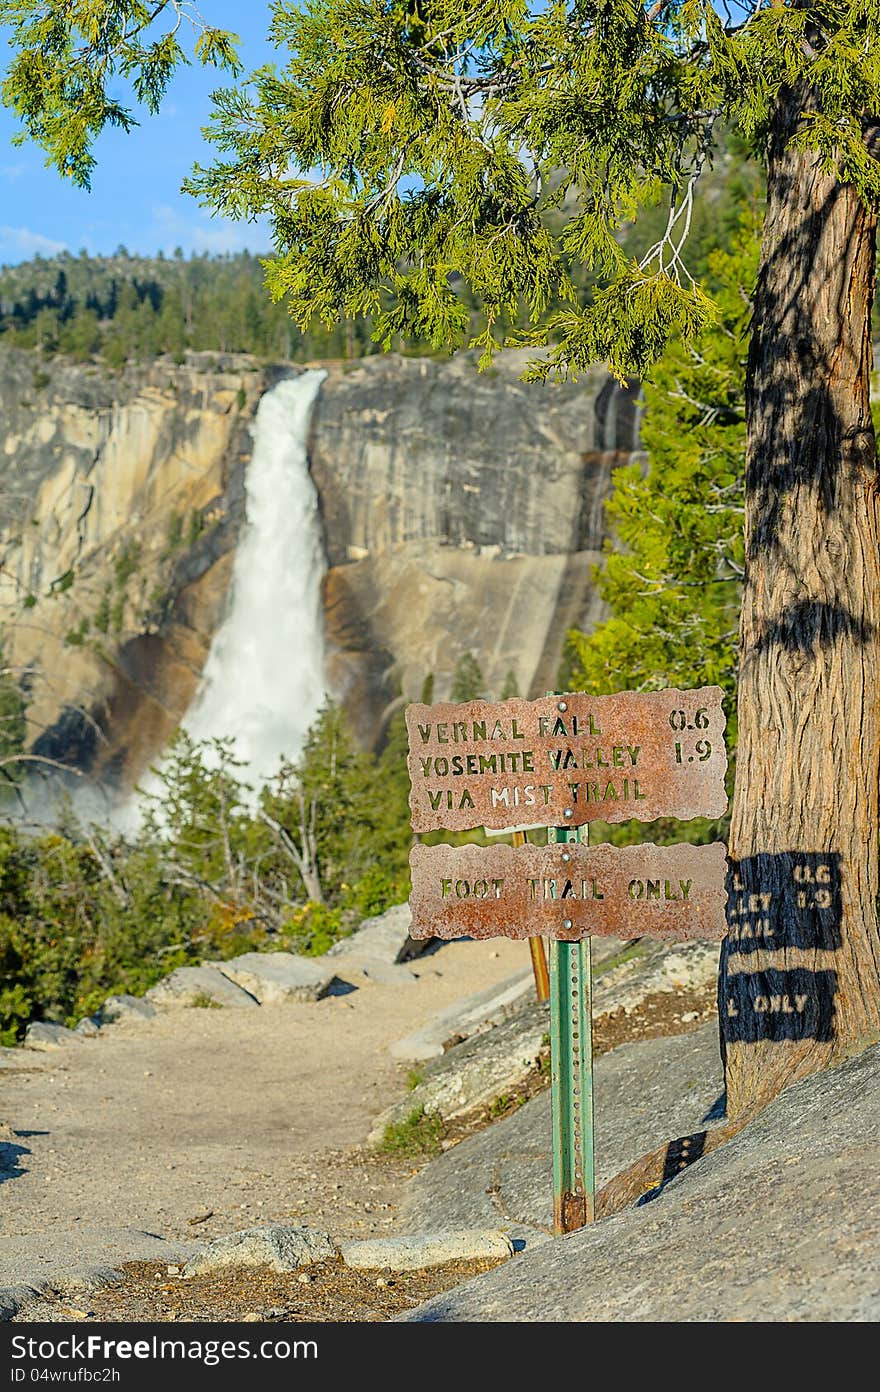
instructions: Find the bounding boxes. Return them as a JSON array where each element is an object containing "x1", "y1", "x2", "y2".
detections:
[
  {"x1": 149, "y1": 202, "x2": 270, "y2": 256},
  {"x1": 0, "y1": 163, "x2": 28, "y2": 182},
  {"x1": 0, "y1": 224, "x2": 67, "y2": 259}
]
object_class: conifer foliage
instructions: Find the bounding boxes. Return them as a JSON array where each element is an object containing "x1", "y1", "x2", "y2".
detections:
[
  {"x1": 565, "y1": 209, "x2": 759, "y2": 709},
  {"x1": 0, "y1": 0, "x2": 240, "y2": 189},
  {"x1": 181, "y1": 2, "x2": 880, "y2": 378}
]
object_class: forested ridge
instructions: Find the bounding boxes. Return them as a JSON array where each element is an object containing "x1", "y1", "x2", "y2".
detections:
[{"x1": 0, "y1": 247, "x2": 371, "y2": 363}]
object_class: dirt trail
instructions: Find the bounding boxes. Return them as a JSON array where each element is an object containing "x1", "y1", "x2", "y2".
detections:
[{"x1": 0, "y1": 938, "x2": 527, "y2": 1297}]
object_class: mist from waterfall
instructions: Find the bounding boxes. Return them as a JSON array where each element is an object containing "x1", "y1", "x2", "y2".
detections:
[{"x1": 178, "y1": 369, "x2": 328, "y2": 795}]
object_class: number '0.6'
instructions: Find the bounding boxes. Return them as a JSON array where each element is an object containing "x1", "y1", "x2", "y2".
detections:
[{"x1": 668, "y1": 707, "x2": 710, "y2": 732}]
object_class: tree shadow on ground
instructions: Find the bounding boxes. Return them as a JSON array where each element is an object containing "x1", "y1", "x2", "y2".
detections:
[{"x1": 0, "y1": 1138, "x2": 30, "y2": 1184}]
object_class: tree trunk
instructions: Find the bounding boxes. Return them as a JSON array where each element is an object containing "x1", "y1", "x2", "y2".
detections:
[{"x1": 723, "y1": 84, "x2": 880, "y2": 1118}]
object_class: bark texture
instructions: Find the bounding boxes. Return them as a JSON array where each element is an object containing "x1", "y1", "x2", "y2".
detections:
[{"x1": 723, "y1": 85, "x2": 880, "y2": 1117}]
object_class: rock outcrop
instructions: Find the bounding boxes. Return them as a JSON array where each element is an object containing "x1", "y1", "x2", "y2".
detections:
[
  {"x1": 403, "y1": 1040, "x2": 880, "y2": 1321},
  {"x1": 396, "y1": 1023, "x2": 723, "y2": 1238}
]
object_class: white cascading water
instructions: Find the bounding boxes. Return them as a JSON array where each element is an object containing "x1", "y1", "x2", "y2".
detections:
[{"x1": 179, "y1": 369, "x2": 328, "y2": 792}]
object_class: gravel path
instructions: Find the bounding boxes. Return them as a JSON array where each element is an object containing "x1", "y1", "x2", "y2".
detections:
[{"x1": 0, "y1": 937, "x2": 526, "y2": 1302}]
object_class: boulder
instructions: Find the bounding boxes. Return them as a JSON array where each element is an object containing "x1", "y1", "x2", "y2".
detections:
[
  {"x1": 390, "y1": 969, "x2": 537, "y2": 1062},
  {"x1": 339, "y1": 1230, "x2": 515, "y2": 1271},
  {"x1": 212, "y1": 952, "x2": 340, "y2": 1005},
  {"x1": 73, "y1": 1017, "x2": 101, "y2": 1037},
  {"x1": 325, "y1": 902, "x2": 426, "y2": 984},
  {"x1": 396, "y1": 1022, "x2": 723, "y2": 1235},
  {"x1": 328, "y1": 902, "x2": 421, "y2": 965},
  {"x1": 24, "y1": 1022, "x2": 81, "y2": 1051},
  {"x1": 100, "y1": 995, "x2": 156, "y2": 1024},
  {"x1": 182, "y1": 1225, "x2": 337, "y2": 1278},
  {"x1": 147, "y1": 966, "x2": 259, "y2": 1009},
  {"x1": 402, "y1": 1040, "x2": 880, "y2": 1322}
]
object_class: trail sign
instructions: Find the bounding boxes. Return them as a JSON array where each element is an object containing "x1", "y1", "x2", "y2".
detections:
[
  {"x1": 409, "y1": 840, "x2": 728, "y2": 943},
  {"x1": 405, "y1": 685, "x2": 729, "y2": 1236},
  {"x1": 406, "y1": 686, "x2": 727, "y2": 833}
]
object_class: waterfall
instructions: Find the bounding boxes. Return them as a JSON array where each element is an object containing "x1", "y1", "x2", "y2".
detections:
[{"x1": 179, "y1": 369, "x2": 328, "y2": 791}]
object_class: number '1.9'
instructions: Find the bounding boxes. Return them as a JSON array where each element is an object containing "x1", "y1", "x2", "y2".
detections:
[{"x1": 674, "y1": 740, "x2": 712, "y2": 763}]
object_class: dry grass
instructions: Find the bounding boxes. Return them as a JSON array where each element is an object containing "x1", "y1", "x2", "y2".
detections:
[{"x1": 13, "y1": 1256, "x2": 508, "y2": 1324}]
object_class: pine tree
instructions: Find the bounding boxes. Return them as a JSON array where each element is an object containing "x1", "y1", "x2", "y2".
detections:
[
  {"x1": 183, "y1": 0, "x2": 880, "y2": 1117},
  {"x1": 283, "y1": 699, "x2": 379, "y2": 898},
  {"x1": 450, "y1": 652, "x2": 485, "y2": 703},
  {"x1": 562, "y1": 209, "x2": 757, "y2": 850},
  {"x1": 372, "y1": 710, "x2": 415, "y2": 899}
]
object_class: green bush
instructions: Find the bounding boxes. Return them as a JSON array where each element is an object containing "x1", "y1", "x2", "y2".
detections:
[
  {"x1": 0, "y1": 697, "x2": 416, "y2": 1040},
  {"x1": 283, "y1": 900, "x2": 345, "y2": 957},
  {"x1": 0, "y1": 827, "x2": 210, "y2": 1038}
]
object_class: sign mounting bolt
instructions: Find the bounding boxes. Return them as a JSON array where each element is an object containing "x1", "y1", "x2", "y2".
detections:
[
  {"x1": 563, "y1": 808, "x2": 573, "y2": 819},
  {"x1": 563, "y1": 918, "x2": 573, "y2": 930},
  {"x1": 562, "y1": 852, "x2": 571, "y2": 863},
  {"x1": 557, "y1": 701, "x2": 568, "y2": 713}
]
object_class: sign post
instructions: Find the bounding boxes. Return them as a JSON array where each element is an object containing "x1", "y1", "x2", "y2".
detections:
[
  {"x1": 549, "y1": 823, "x2": 594, "y2": 1231},
  {"x1": 405, "y1": 686, "x2": 728, "y2": 1236}
]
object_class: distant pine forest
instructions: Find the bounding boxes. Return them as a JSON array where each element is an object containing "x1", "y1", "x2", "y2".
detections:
[{"x1": 0, "y1": 248, "x2": 380, "y2": 365}]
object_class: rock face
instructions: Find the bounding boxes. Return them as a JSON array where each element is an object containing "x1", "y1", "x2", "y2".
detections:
[
  {"x1": 389, "y1": 968, "x2": 537, "y2": 1063},
  {"x1": 0, "y1": 1229, "x2": 197, "y2": 1319},
  {"x1": 372, "y1": 938, "x2": 719, "y2": 1142},
  {"x1": 397, "y1": 1023, "x2": 723, "y2": 1237},
  {"x1": 388, "y1": 935, "x2": 635, "y2": 1064},
  {"x1": 370, "y1": 1002, "x2": 551, "y2": 1146},
  {"x1": 313, "y1": 352, "x2": 639, "y2": 744},
  {"x1": 403, "y1": 1040, "x2": 880, "y2": 1321},
  {"x1": 0, "y1": 345, "x2": 639, "y2": 783}
]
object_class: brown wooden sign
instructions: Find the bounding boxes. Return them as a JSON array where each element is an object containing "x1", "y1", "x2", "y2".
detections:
[
  {"x1": 406, "y1": 686, "x2": 728, "y2": 833},
  {"x1": 409, "y1": 840, "x2": 728, "y2": 942}
]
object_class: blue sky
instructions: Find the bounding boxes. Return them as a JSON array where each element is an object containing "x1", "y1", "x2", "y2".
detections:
[{"x1": 0, "y1": 3, "x2": 278, "y2": 267}]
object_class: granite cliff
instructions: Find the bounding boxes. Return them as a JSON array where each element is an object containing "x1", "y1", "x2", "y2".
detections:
[
  {"x1": 312, "y1": 352, "x2": 639, "y2": 745},
  {"x1": 0, "y1": 346, "x2": 639, "y2": 792}
]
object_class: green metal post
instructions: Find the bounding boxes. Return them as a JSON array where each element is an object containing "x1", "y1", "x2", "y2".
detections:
[{"x1": 549, "y1": 820, "x2": 595, "y2": 1233}]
